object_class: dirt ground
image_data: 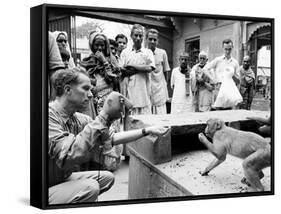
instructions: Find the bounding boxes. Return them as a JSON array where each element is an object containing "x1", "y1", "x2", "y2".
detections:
[
  {"x1": 98, "y1": 158, "x2": 129, "y2": 201},
  {"x1": 251, "y1": 92, "x2": 271, "y2": 111}
]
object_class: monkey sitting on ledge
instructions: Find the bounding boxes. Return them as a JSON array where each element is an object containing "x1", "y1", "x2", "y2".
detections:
[{"x1": 198, "y1": 118, "x2": 271, "y2": 192}]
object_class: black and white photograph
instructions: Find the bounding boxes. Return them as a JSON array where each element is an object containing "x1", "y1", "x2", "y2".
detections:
[{"x1": 30, "y1": 2, "x2": 274, "y2": 210}]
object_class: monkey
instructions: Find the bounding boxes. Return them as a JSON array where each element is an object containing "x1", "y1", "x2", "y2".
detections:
[{"x1": 198, "y1": 118, "x2": 271, "y2": 192}]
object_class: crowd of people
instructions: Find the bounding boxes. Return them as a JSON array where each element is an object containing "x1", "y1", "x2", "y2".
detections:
[
  {"x1": 49, "y1": 25, "x2": 259, "y2": 116},
  {"x1": 47, "y1": 23, "x2": 266, "y2": 204}
]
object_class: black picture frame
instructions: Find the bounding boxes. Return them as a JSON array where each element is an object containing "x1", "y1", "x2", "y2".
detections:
[{"x1": 30, "y1": 3, "x2": 274, "y2": 210}]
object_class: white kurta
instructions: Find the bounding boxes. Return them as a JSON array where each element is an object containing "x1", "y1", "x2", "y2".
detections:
[
  {"x1": 151, "y1": 48, "x2": 170, "y2": 114},
  {"x1": 119, "y1": 47, "x2": 155, "y2": 109},
  {"x1": 170, "y1": 67, "x2": 194, "y2": 114}
]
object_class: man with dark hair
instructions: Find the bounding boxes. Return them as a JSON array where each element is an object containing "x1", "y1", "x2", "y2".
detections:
[
  {"x1": 109, "y1": 38, "x2": 118, "y2": 59},
  {"x1": 115, "y1": 33, "x2": 128, "y2": 58},
  {"x1": 114, "y1": 34, "x2": 129, "y2": 97},
  {"x1": 49, "y1": 68, "x2": 168, "y2": 204},
  {"x1": 171, "y1": 53, "x2": 194, "y2": 113},
  {"x1": 207, "y1": 39, "x2": 241, "y2": 110},
  {"x1": 239, "y1": 55, "x2": 255, "y2": 110},
  {"x1": 146, "y1": 28, "x2": 170, "y2": 114},
  {"x1": 119, "y1": 24, "x2": 155, "y2": 115}
]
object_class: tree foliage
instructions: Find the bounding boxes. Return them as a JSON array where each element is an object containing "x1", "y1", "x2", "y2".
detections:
[{"x1": 73, "y1": 21, "x2": 104, "y2": 38}]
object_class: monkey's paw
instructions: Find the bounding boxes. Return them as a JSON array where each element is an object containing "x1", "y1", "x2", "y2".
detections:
[
  {"x1": 198, "y1": 133, "x2": 207, "y2": 143},
  {"x1": 238, "y1": 186, "x2": 249, "y2": 193},
  {"x1": 199, "y1": 170, "x2": 209, "y2": 176},
  {"x1": 241, "y1": 177, "x2": 251, "y2": 187}
]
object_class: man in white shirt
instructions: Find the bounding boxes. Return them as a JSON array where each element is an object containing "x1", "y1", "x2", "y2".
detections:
[
  {"x1": 207, "y1": 39, "x2": 240, "y2": 110},
  {"x1": 171, "y1": 53, "x2": 194, "y2": 114},
  {"x1": 146, "y1": 28, "x2": 170, "y2": 114},
  {"x1": 115, "y1": 34, "x2": 129, "y2": 97},
  {"x1": 119, "y1": 24, "x2": 155, "y2": 115}
]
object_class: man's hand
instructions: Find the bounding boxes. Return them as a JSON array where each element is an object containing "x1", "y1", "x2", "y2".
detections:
[
  {"x1": 102, "y1": 139, "x2": 113, "y2": 151},
  {"x1": 124, "y1": 65, "x2": 136, "y2": 71},
  {"x1": 146, "y1": 126, "x2": 170, "y2": 136},
  {"x1": 121, "y1": 65, "x2": 139, "y2": 78},
  {"x1": 101, "y1": 139, "x2": 119, "y2": 158}
]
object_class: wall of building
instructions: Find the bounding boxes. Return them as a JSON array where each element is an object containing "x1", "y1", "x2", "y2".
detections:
[
  {"x1": 157, "y1": 29, "x2": 174, "y2": 71},
  {"x1": 172, "y1": 18, "x2": 242, "y2": 67},
  {"x1": 172, "y1": 18, "x2": 198, "y2": 67}
]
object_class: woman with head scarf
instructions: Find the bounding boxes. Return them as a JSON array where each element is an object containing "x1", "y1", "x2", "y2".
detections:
[
  {"x1": 80, "y1": 32, "x2": 122, "y2": 171},
  {"x1": 80, "y1": 32, "x2": 120, "y2": 113},
  {"x1": 52, "y1": 31, "x2": 76, "y2": 69}
]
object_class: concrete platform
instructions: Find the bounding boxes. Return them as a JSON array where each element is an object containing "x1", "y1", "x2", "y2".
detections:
[{"x1": 127, "y1": 110, "x2": 268, "y2": 128}]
